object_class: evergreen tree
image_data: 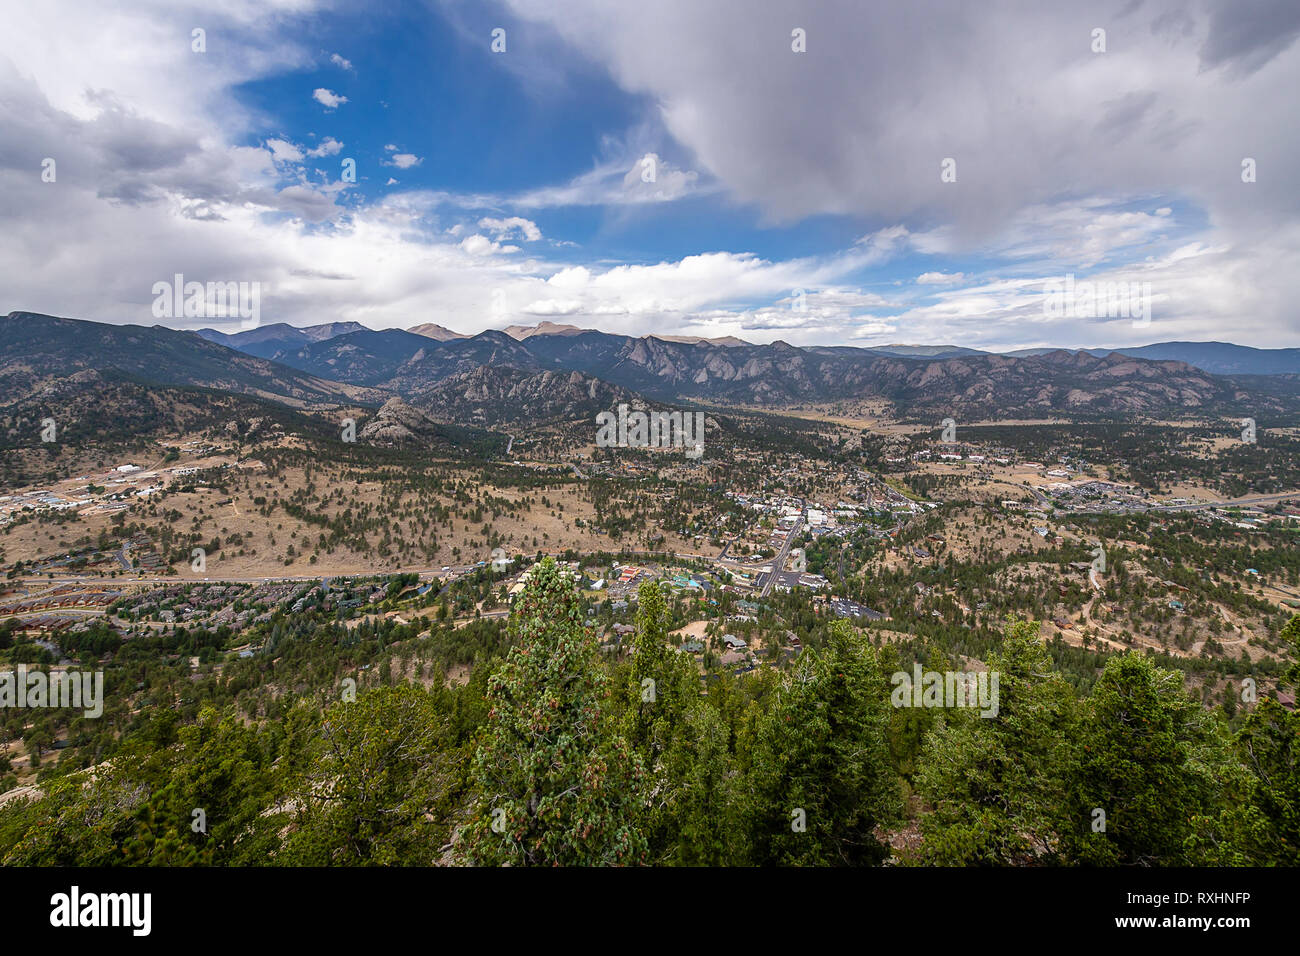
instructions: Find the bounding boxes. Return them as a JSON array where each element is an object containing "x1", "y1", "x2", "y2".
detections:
[
  {"x1": 1187, "y1": 614, "x2": 1300, "y2": 865},
  {"x1": 282, "y1": 686, "x2": 459, "y2": 865},
  {"x1": 459, "y1": 559, "x2": 646, "y2": 865},
  {"x1": 621, "y1": 580, "x2": 703, "y2": 859},
  {"x1": 1064, "y1": 653, "x2": 1229, "y2": 865},
  {"x1": 914, "y1": 617, "x2": 1078, "y2": 865},
  {"x1": 662, "y1": 703, "x2": 741, "y2": 866},
  {"x1": 744, "y1": 620, "x2": 900, "y2": 865}
]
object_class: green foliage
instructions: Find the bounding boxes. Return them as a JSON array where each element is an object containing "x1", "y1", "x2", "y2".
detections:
[
  {"x1": 458, "y1": 559, "x2": 647, "y2": 865},
  {"x1": 913, "y1": 618, "x2": 1078, "y2": 865},
  {"x1": 1, "y1": 708, "x2": 279, "y2": 866},
  {"x1": 743, "y1": 620, "x2": 900, "y2": 865},
  {"x1": 1063, "y1": 654, "x2": 1231, "y2": 865},
  {"x1": 619, "y1": 579, "x2": 732, "y2": 862},
  {"x1": 0, "y1": 587, "x2": 1295, "y2": 868},
  {"x1": 280, "y1": 686, "x2": 461, "y2": 865}
]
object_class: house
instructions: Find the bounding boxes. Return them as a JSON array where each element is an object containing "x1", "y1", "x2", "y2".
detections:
[{"x1": 721, "y1": 634, "x2": 747, "y2": 650}]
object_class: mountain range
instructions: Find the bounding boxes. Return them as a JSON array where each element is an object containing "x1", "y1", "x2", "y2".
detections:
[
  {"x1": 4, "y1": 312, "x2": 381, "y2": 407},
  {"x1": 199, "y1": 320, "x2": 1294, "y2": 376},
  {"x1": 5, "y1": 311, "x2": 1298, "y2": 433}
]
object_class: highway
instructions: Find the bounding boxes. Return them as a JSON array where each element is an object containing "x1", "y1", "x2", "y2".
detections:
[
  {"x1": 1026, "y1": 483, "x2": 1297, "y2": 515},
  {"x1": 1146, "y1": 491, "x2": 1300, "y2": 512},
  {"x1": 761, "y1": 499, "x2": 806, "y2": 598},
  {"x1": 7, "y1": 546, "x2": 725, "y2": 590}
]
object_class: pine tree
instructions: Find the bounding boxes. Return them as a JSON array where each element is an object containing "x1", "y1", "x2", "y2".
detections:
[
  {"x1": 282, "y1": 686, "x2": 457, "y2": 865},
  {"x1": 459, "y1": 559, "x2": 646, "y2": 865},
  {"x1": 1186, "y1": 613, "x2": 1300, "y2": 865},
  {"x1": 913, "y1": 617, "x2": 1078, "y2": 865},
  {"x1": 744, "y1": 619, "x2": 900, "y2": 865},
  {"x1": 1064, "y1": 653, "x2": 1227, "y2": 865},
  {"x1": 662, "y1": 703, "x2": 740, "y2": 866},
  {"x1": 625, "y1": 579, "x2": 712, "y2": 860}
]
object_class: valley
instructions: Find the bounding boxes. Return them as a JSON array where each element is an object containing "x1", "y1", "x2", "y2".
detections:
[{"x1": 1, "y1": 310, "x2": 1298, "y2": 869}]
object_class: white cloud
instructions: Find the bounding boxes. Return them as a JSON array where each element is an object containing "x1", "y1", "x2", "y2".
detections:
[
  {"x1": 2, "y1": 0, "x2": 1299, "y2": 350},
  {"x1": 383, "y1": 152, "x2": 422, "y2": 169},
  {"x1": 917, "y1": 272, "x2": 965, "y2": 285},
  {"x1": 522, "y1": 298, "x2": 584, "y2": 315},
  {"x1": 329, "y1": 53, "x2": 353, "y2": 71},
  {"x1": 460, "y1": 234, "x2": 518, "y2": 256},
  {"x1": 306, "y1": 136, "x2": 344, "y2": 157},
  {"x1": 498, "y1": 0, "x2": 1300, "y2": 239},
  {"x1": 312, "y1": 88, "x2": 348, "y2": 108},
  {"x1": 265, "y1": 138, "x2": 304, "y2": 163},
  {"x1": 478, "y1": 216, "x2": 542, "y2": 241},
  {"x1": 509, "y1": 153, "x2": 709, "y2": 208},
  {"x1": 618, "y1": 152, "x2": 699, "y2": 202}
]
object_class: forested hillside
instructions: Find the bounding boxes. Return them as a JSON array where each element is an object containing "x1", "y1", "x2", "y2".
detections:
[{"x1": 2, "y1": 560, "x2": 1295, "y2": 866}]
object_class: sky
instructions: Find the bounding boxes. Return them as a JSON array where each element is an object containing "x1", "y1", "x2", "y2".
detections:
[{"x1": 1, "y1": 0, "x2": 1299, "y2": 351}]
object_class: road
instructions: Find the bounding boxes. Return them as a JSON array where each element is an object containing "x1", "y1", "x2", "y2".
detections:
[
  {"x1": 761, "y1": 500, "x2": 806, "y2": 598},
  {"x1": 1146, "y1": 491, "x2": 1300, "y2": 512},
  {"x1": 1033, "y1": 484, "x2": 1297, "y2": 515},
  {"x1": 0, "y1": 607, "x2": 111, "y2": 623},
  {"x1": 8, "y1": 545, "x2": 727, "y2": 590},
  {"x1": 1024, "y1": 482, "x2": 1051, "y2": 509},
  {"x1": 11, "y1": 566, "x2": 479, "y2": 587}
]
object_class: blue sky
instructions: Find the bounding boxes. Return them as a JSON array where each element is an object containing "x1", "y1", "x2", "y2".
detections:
[
  {"x1": 237, "y1": 0, "x2": 882, "y2": 277},
  {"x1": 3, "y1": 0, "x2": 1299, "y2": 349}
]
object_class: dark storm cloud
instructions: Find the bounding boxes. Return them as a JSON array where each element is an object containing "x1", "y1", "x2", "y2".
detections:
[{"x1": 1199, "y1": 0, "x2": 1300, "y2": 76}]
